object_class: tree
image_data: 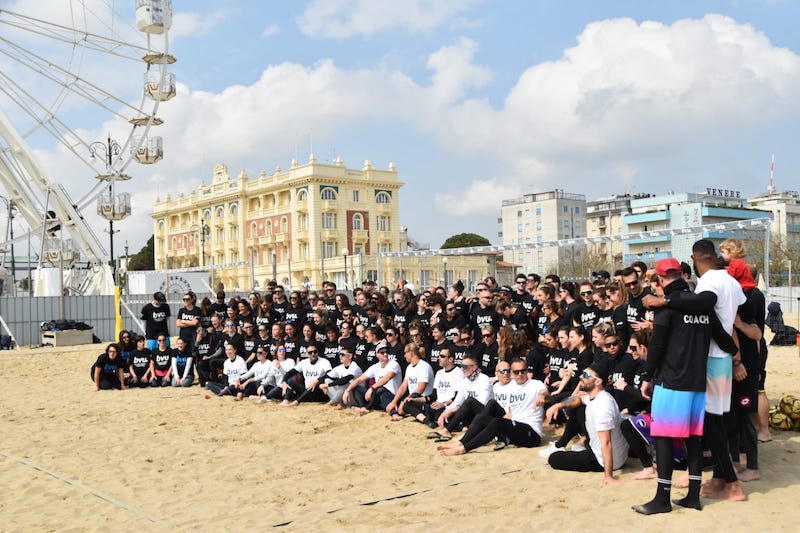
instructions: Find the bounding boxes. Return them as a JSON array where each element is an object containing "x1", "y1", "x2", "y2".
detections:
[
  {"x1": 128, "y1": 235, "x2": 155, "y2": 271},
  {"x1": 441, "y1": 233, "x2": 491, "y2": 249}
]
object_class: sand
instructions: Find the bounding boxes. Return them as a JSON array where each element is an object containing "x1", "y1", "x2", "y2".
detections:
[{"x1": 1, "y1": 341, "x2": 799, "y2": 532}]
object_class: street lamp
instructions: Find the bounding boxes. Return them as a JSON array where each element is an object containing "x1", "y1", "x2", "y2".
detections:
[
  {"x1": 190, "y1": 219, "x2": 209, "y2": 267},
  {"x1": 442, "y1": 256, "x2": 448, "y2": 286},
  {"x1": 341, "y1": 247, "x2": 349, "y2": 290},
  {"x1": 89, "y1": 135, "x2": 132, "y2": 280}
]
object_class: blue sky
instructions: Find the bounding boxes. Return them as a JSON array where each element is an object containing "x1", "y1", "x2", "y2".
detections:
[{"x1": 2, "y1": 0, "x2": 800, "y2": 257}]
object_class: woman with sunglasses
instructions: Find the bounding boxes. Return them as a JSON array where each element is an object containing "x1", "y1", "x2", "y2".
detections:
[
  {"x1": 261, "y1": 344, "x2": 295, "y2": 400},
  {"x1": 538, "y1": 299, "x2": 567, "y2": 346},
  {"x1": 284, "y1": 291, "x2": 307, "y2": 328},
  {"x1": 117, "y1": 330, "x2": 135, "y2": 386},
  {"x1": 150, "y1": 335, "x2": 173, "y2": 387},
  {"x1": 604, "y1": 333, "x2": 637, "y2": 400},
  {"x1": 319, "y1": 347, "x2": 363, "y2": 408},
  {"x1": 232, "y1": 346, "x2": 271, "y2": 400},
  {"x1": 176, "y1": 291, "x2": 200, "y2": 351}
]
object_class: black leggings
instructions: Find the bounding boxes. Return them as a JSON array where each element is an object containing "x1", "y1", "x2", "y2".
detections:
[
  {"x1": 621, "y1": 417, "x2": 652, "y2": 468},
  {"x1": 548, "y1": 448, "x2": 602, "y2": 472},
  {"x1": 403, "y1": 400, "x2": 444, "y2": 424},
  {"x1": 460, "y1": 400, "x2": 541, "y2": 452},
  {"x1": 704, "y1": 412, "x2": 738, "y2": 483},
  {"x1": 445, "y1": 397, "x2": 486, "y2": 433},
  {"x1": 728, "y1": 408, "x2": 758, "y2": 470},
  {"x1": 286, "y1": 380, "x2": 328, "y2": 403}
]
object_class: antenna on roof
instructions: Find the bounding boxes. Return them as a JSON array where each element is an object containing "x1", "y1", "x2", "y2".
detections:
[{"x1": 768, "y1": 153, "x2": 775, "y2": 197}]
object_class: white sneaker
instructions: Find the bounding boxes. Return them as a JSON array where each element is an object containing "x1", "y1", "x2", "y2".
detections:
[
  {"x1": 259, "y1": 396, "x2": 269, "y2": 404},
  {"x1": 571, "y1": 443, "x2": 587, "y2": 452},
  {"x1": 249, "y1": 395, "x2": 261, "y2": 401},
  {"x1": 539, "y1": 442, "x2": 565, "y2": 458}
]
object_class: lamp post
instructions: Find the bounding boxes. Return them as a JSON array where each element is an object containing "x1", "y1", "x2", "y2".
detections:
[
  {"x1": 442, "y1": 256, "x2": 448, "y2": 286},
  {"x1": 190, "y1": 219, "x2": 209, "y2": 267},
  {"x1": 341, "y1": 247, "x2": 349, "y2": 291},
  {"x1": 89, "y1": 135, "x2": 131, "y2": 281}
]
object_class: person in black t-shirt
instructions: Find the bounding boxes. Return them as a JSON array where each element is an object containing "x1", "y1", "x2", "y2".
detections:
[
  {"x1": 129, "y1": 336, "x2": 153, "y2": 387},
  {"x1": 141, "y1": 292, "x2": 171, "y2": 350},
  {"x1": 176, "y1": 291, "x2": 201, "y2": 350},
  {"x1": 210, "y1": 291, "x2": 227, "y2": 319},
  {"x1": 91, "y1": 343, "x2": 128, "y2": 391}
]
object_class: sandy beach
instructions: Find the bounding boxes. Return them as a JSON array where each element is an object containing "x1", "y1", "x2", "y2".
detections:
[{"x1": 1, "y1": 340, "x2": 798, "y2": 532}]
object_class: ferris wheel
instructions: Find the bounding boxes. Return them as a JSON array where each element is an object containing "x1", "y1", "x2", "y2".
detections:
[{"x1": 0, "y1": 0, "x2": 175, "y2": 292}]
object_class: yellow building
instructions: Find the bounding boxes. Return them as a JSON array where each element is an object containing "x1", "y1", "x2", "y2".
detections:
[{"x1": 152, "y1": 156, "x2": 403, "y2": 291}]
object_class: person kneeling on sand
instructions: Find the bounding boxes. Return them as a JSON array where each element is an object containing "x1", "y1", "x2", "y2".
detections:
[
  {"x1": 278, "y1": 345, "x2": 332, "y2": 407},
  {"x1": 205, "y1": 344, "x2": 247, "y2": 397},
  {"x1": 386, "y1": 343, "x2": 435, "y2": 422},
  {"x1": 438, "y1": 358, "x2": 549, "y2": 455}
]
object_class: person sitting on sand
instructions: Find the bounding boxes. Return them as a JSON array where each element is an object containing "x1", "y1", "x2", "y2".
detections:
[
  {"x1": 318, "y1": 346, "x2": 363, "y2": 407},
  {"x1": 91, "y1": 343, "x2": 128, "y2": 391},
  {"x1": 402, "y1": 346, "x2": 463, "y2": 428},
  {"x1": 170, "y1": 337, "x2": 195, "y2": 387},
  {"x1": 342, "y1": 342, "x2": 403, "y2": 414},
  {"x1": 546, "y1": 363, "x2": 628, "y2": 486},
  {"x1": 277, "y1": 345, "x2": 332, "y2": 407},
  {"x1": 205, "y1": 344, "x2": 247, "y2": 397},
  {"x1": 128, "y1": 336, "x2": 153, "y2": 388},
  {"x1": 431, "y1": 354, "x2": 496, "y2": 440},
  {"x1": 438, "y1": 357, "x2": 548, "y2": 455},
  {"x1": 232, "y1": 346, "x2": 272, "y2": 400},
  {"x1": 150, "y1": 334, "x2": 173, "y2": 387},
  {"x1": 386, "y1": 343, "x2": 435, "y2": 421},
  {"x1": 260, "y1": 345, "x2": 296, "y2": 400}
]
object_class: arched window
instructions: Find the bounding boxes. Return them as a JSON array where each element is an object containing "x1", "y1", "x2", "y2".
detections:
[
  {"x1": 320, "y1": 187, "x2": 337, "y2": 200},
  {"x1": 202, "y1": 209, "x2": 211, "y2": 221},
  {"x1": 375, "y1": 191, "x2": 391, "y2": 204},
  {"x1": 183, "y1": 235, "x2": 188, "y2": 248},
  {"x1": 216, "y1": 206, "x2": 224, "y2": 218},
  {"x1": 281, "y1": 217, "x2": 288, "y2": 233},
  {"x1": 230, "y1": 203, "x2": 238, "y2": 215},
  {"x1": 158, "y1": 220, "x2": 165, "y2": 232},
  {"x1": 297, "y1": 189, "x2": 308, "y2": 201},
  {"x1": 172, "y1": 237, "x2": 177, "y2": 250},
  {"x1": 251, "y1": 222, "x2": 257, "y2": 237},
  {"x1": 353, "y1": 214, "x2": 363, "y2": 230},
  {"x1": 266, "y1": 220, "x2": 272, "y2": 235}
]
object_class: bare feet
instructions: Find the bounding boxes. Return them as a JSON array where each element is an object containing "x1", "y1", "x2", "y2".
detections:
[
  {"x1": 674, "y1": 470, "x2": 690, "y2": 488},
  {"x1": 757, "y1": 434, "x2": 772, "y2": 443},
  {"x1": 709, "y1": 482, "x2": 747, "y2": 501},
  {"x1": 738, "y1": 469, "x2": 761, "y2": 482},
  {"x1": 439, "y1": 442, "x2": 466, "y2": 456},
  {"x1": 391, "y1": 414, "x2": 403, "y2": 421},
  {"x1": 204, "y1": 393, "x2": 212, "y2": 399},
  {"x1": 633, "y1": 467, "x2": 657, "y2": 480},
  {"x1": 734, "y1": 462, "x2": 745, "y2": 474},
  {"x1": 356, "y1": 407, "x2": 370, "y2": 416},
  {"x1": 700, "y1": 478, "x2": 725, "y2": 497}
]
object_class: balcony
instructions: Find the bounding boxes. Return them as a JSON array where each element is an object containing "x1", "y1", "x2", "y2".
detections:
[
  {"x1": 245, "y1": 237, "x2": 257, "y2": 247},
  {"x1": 259, "y1": 234, "x2": 274, "y2": 246},
  {"x1": 376, "y1": 230, "x2": 393, "y2": 242},
  {"x1": 320, "y1": 228, "x2": 338, "y2": 241},
  {"x1": 295, "y1": 228, "x2": 309, "y2": 241},
  {"x1": 352, "y1": 229, "x2": 369, "y2": 241},
  {"x1": 273, "y1": 232, "x2": 287, "y2": 243},
  {"x1": 320, "y1": 200, "x2": 337, "y2": 212},
  {"x1": 295, "y1": 199, "x2": 308, "y2": 212},
  {"x1": 376, "y1": 203, "x2": 391, "y2": 214}
]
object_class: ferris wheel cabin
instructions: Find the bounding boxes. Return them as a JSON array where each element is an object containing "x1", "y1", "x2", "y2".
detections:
[{"x1": 136, "y1": 0, "x2": 172, "y2": 34}]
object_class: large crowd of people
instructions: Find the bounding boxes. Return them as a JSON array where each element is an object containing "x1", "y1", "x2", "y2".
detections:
[{"x1": 91, "y1": 238, "x2": 770, "y2": 514}]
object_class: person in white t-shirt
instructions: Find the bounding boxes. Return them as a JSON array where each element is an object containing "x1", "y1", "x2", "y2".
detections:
[
  {"x1": 546, "y1": 363, "x2": 628, "y2": 485},
  {"x1": 403, "y1": 346, "x2": 463, "y2": 428},
  {"x1": 439, "y1": 358, "x2": 548, "y2": 455},
  {"x1": 431, "y1": 355, "x2": 500, "y2": 440},
  {"x1": 319, "y1": 347, "x2": 363, "y2": 407},
  {"x1": 387, "y1": 342, "x2": 435, "y2": 421},
  {"x1": 279, "y1": 345, "x2": 332, "y2": 407},
  {"x1": 343, "y1": 342, "x2": 402, "y2": 415},
  {"x1": 205, "y1": 344, "x2": 247, "y2": 397}
]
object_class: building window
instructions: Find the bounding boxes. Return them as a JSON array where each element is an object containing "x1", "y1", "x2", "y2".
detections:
[
  {"x1": 322, "y1": 241, "x2": 337, "y2": 258},
  {"x1": 536, "y1": 207, "x2": 542, "y2": 215},
  {"x1": 563, "y1": 220, "x2": 569, "y2": 227},
  {"x1": 281, "y1": 217, "x2": 288, "y2": 233},
  {"x1": 230, "y1": 203, "x2": 238, "y2": 215},
  {"x1": 353, "y1": 190, "x2": 360, "y2": 202},
  {"x1": 536, "y1": 222, "x2": 542, "y2": 230},
  {"x1": 375, "y1": 191, "x2": 391, "y2": 204},
  {"x1": 322, "y1": 212, "x2": 337, "y2": 229},
  {"x1": 517, "y1": 210, "x2": 522, "y2": 217},
  {"x1": 230, "y1": 225, "x2": 239, "y2": 240},
  {"x1": 377, "y1": 215, "x2": 390, "y2": 231},
  {"x1": 517, "y1": 224, "x2": 523, "y2": 232},
  {"x1": 353, "y1": 214, "x2": 363, "y2": 230},
  {"x1": 321, "y1": 187, "x2": 337, "y2": 200},
  {"x1": 216, "y1": 206, "x2": 224, "y2": 218},
  {"x1": 251, "y1": 222, "x2": 257, "y2": 238},
  {"x1": 266, "y1": 220, "x2": 272, "y2": 235},
  {"x1": 354, "y1": 243, "x2": 363, "y2": 255},
  {"x1": 575, "y1": 206, "x2": 581, "y2": 214},
  {"x1": 563, "y1": 205, "x2": 569, "y2": 213},
  {"x1": 380, "y1": 243, "x2": 390, "y2": 253},
  {"x1": 297, "y1": 189, "x2": 308, "y2": 201},
  {"x1": 299, "y1": 214, "x2": 308, "y2": 230}
]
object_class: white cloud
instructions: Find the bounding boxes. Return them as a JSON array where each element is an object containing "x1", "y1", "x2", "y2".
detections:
[
  {"x1": 431, "y1": 14, "x2": 800, "y2": 213},
  {"x1": 261, "y1": 24, "x2": 281, "y2": 38},
  {"x1": 170, "y1": 10, "x2": 229, "y2": 38},
  {"x1": 426, "y1": 37, "x2": 493, "y2": 103},
  {"x1": 296, "y1": 0, "x2": 482, "y2": 39}
]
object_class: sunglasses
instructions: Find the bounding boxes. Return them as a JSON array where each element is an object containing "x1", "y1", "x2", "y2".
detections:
[
  {"x1": 581, "y1": 370, "x2": 598, "y2": 380},
  {"x1": 446, "y1": 307, "x2": 455, "y2": 311},
  {"x1": 183, "y1": 297, "x2": 192, "y2": 301},
  {"x1": 511, "y1": 369, "x2": 526, "y2": 376},
  {"x1": 516, "y1": 280, "x2": 526, "y2": 285},
  {"x1": 624, "y1": 281, "x2": 639, "y2": 288},
  {"x1": 482, "y1": 333, "x2": 493, "y2": 338},
  {"x1": 386, "y1": 332, "x2": 395, "y2": 337},
  {"x1": 580, "y1": 291, "x2": 592, "y2": 296},
  {"x1": 290, "y1": 296, "x2": 298, "y2": 300},
  {"x1": 306, "y1": 350, "x2": 318, "y2": 355},
  {"x1": 157, "y1": 339, "x2": 166, "y2": 342},
  {"x1": 257, "y1": 351, "x2": 266, "y2": 355},
  {"x1": 497, "y1": 368, "x2": 511, "y2": 375},
  {"x1": 605, "y1": 341, "x2": 620, "y2": 348},
  {"x1": 459, "y1": 363, "x2": 474, "y2": 369}
]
